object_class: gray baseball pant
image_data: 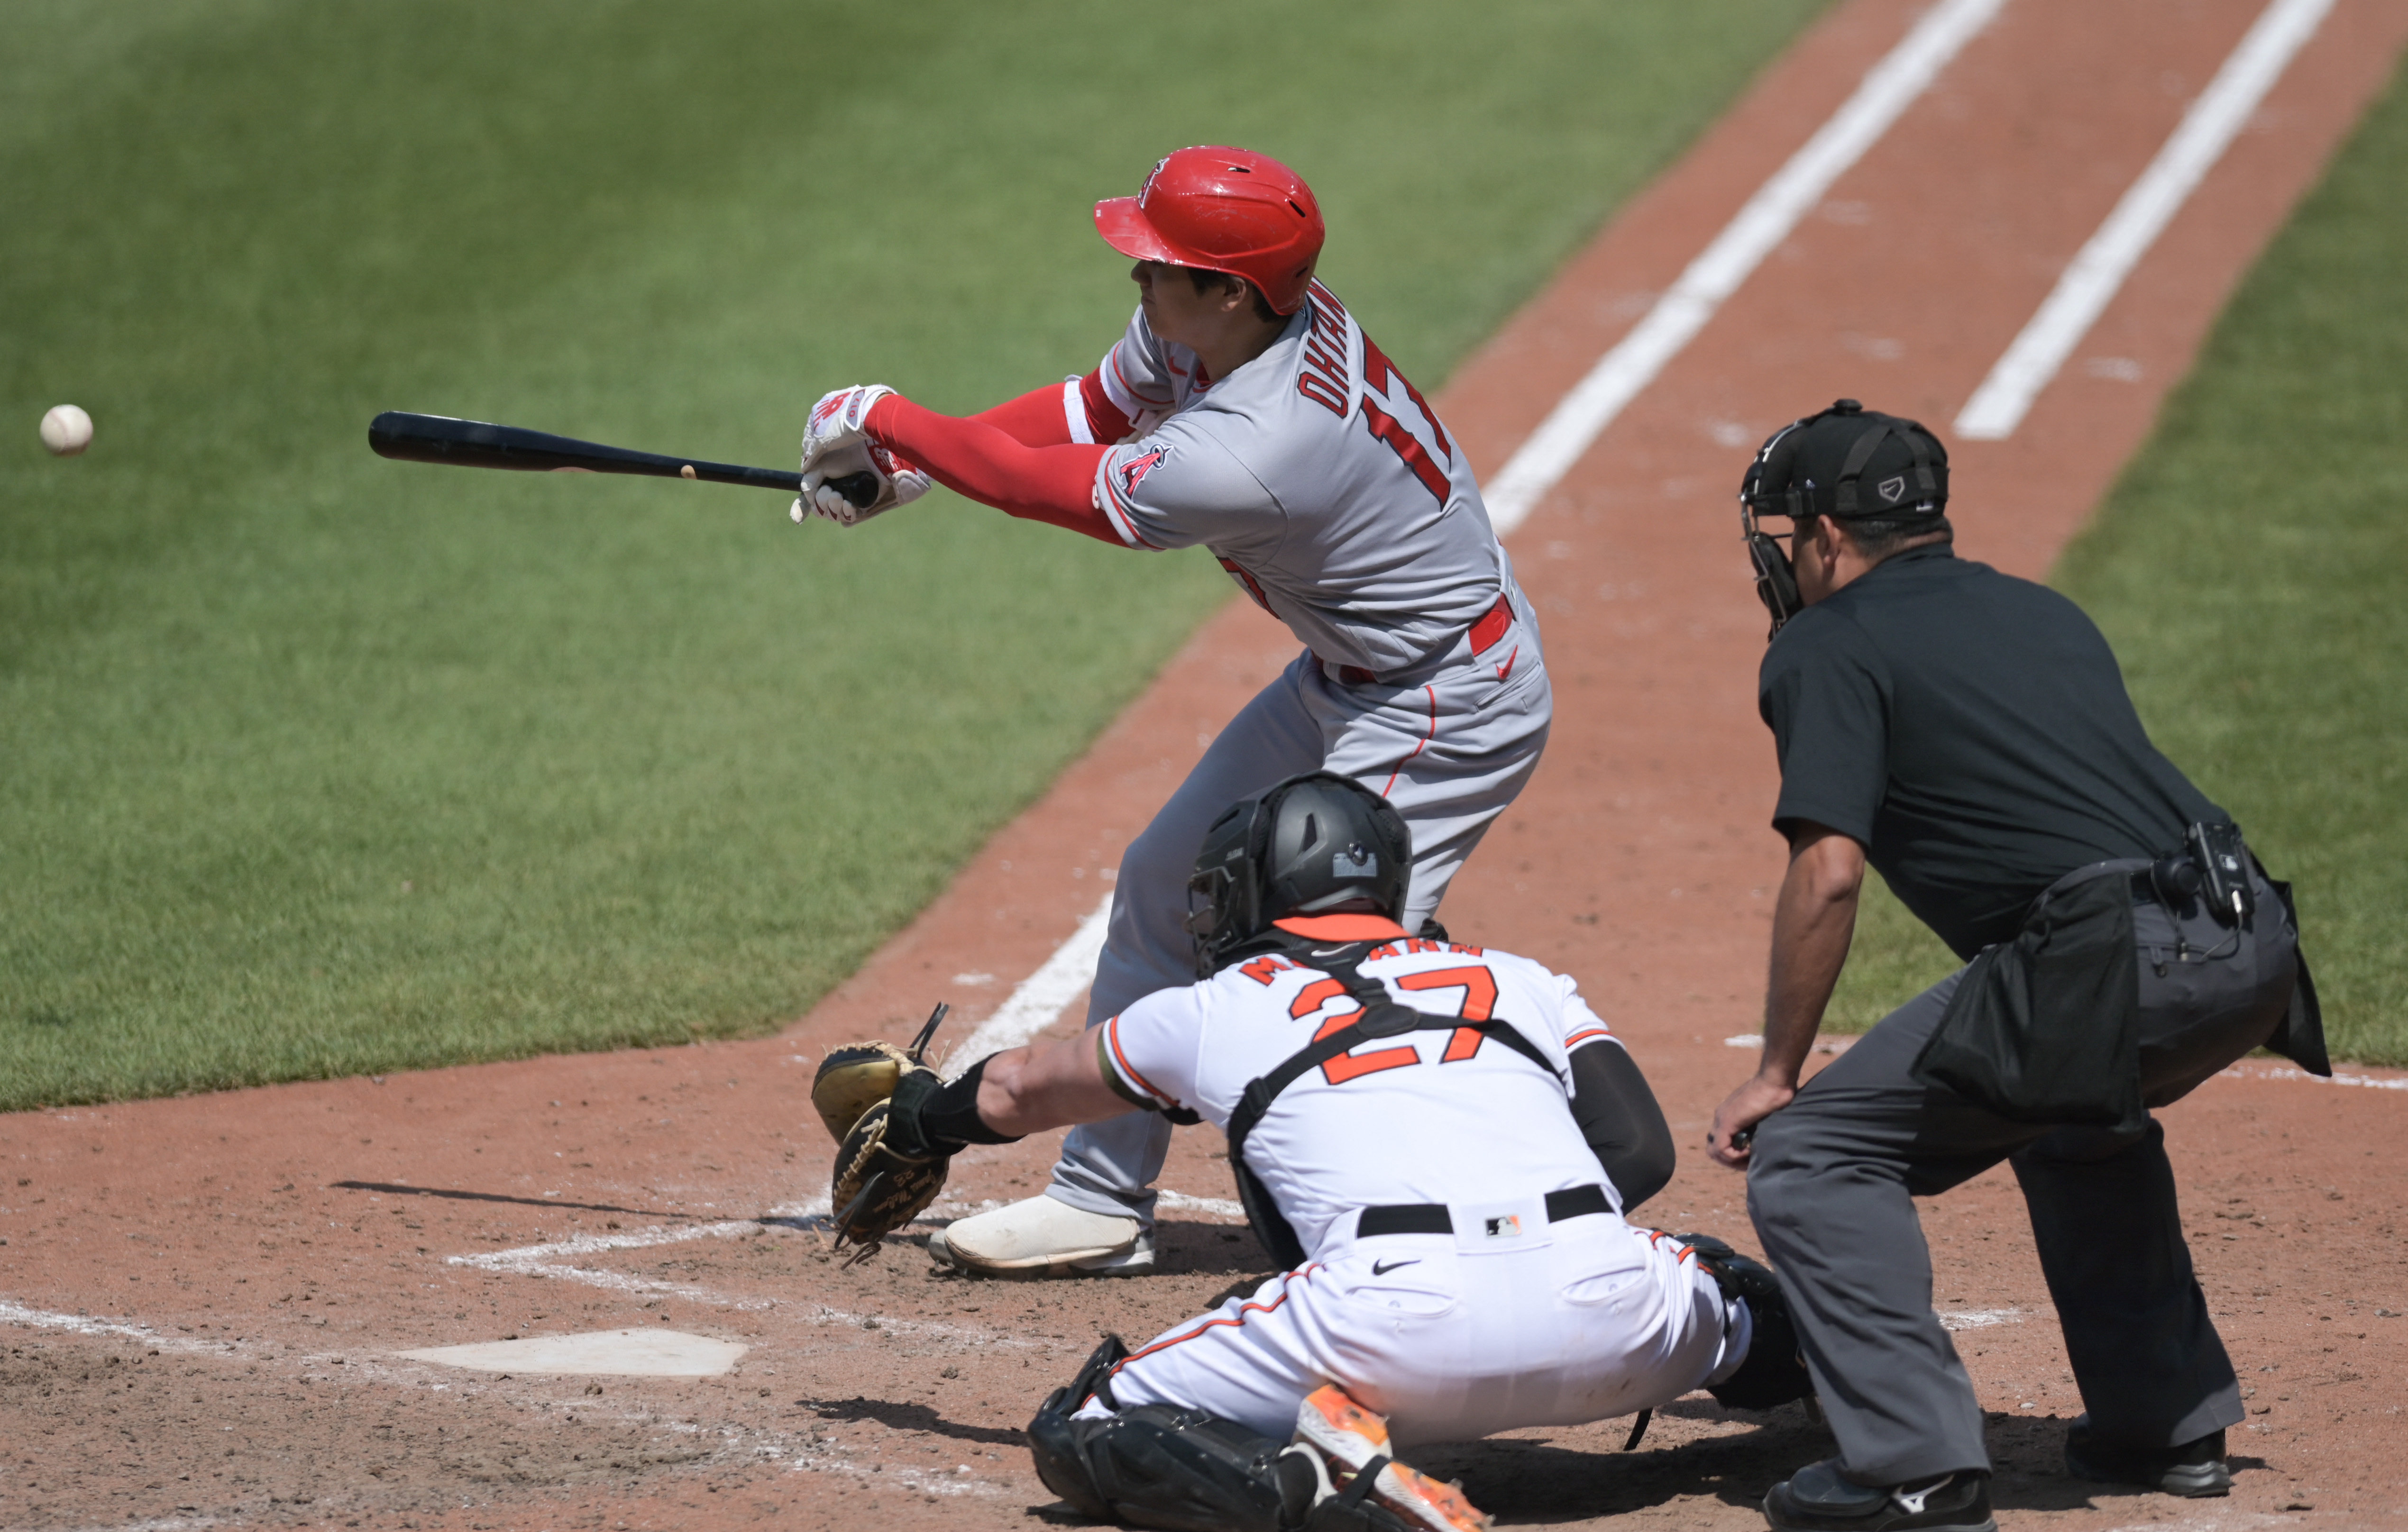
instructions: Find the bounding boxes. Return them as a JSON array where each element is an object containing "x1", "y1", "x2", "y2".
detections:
[
  {"x1": 1747, "y1": 861, "x2": 2298, "y2": 1485},
  {"x1": 1048, "y1": 622, "x2": 1552, "y2": 1224}
]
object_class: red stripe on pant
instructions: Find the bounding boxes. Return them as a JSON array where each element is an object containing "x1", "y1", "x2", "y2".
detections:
[{"x1": 1380, "y1": 685, "x2": 1439, "y2": 799}]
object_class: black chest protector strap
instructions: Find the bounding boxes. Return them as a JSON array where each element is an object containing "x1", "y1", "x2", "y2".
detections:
[{"x1": 1218, "y1": 942, "x2": 1564, "y2": 1270}]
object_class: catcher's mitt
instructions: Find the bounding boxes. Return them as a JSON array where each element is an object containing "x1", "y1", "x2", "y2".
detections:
[
  {"x1": 811, "y1": 1003, "x2": 948, "y2": 1143},
  {"x1": 829, "y1": 1094, "x2": 951, "y2": 1264}
]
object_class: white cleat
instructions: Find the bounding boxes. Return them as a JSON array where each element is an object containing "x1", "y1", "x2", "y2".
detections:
[{"x1": 925, "y1": 1195, "x2": 1155, "y2": 1278}]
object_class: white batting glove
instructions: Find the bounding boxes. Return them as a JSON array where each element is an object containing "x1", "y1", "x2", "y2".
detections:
[
  {"x1": 792, "y1": 439, "x2": 931, "y2": 527},
  {"x1": 793, "y1": 385, "x2": 930, "y2": 527}
]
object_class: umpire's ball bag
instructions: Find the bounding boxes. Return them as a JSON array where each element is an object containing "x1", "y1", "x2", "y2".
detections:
[{"x1": 1911, "y1": 872, "x2": 2146, "y2": 1135}]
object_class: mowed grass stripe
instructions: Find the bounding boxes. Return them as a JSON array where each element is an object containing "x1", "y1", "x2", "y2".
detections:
[
  {"x1": 0, "y1": 1, "x2": 1827, "y2": 1108},
  {"x1": 1825, "y1": 52, "x2": 2408, "y2": 1065}
]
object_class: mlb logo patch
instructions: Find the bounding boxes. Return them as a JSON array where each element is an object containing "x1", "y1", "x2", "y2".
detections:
[{"x1": 1482, "y1": 1214, "x2": 1524, "y2": 1240}]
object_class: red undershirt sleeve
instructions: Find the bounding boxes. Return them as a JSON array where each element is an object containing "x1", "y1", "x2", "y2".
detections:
[
  {"x1": 865, "y1": 394, "x2": 1121, "y2": 545},
  {"x1": 968, "y1": 373, "x2": 1135, "y2": 448},
  {"x1": 971, "y1": 384, "x2": 1076, "y2": 447}
]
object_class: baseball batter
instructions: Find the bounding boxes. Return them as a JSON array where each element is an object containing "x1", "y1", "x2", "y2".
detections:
[
  {"x1": 813, "y1": 775, "x2": 1809, "y2": 1532},
  {"x1": 796, "y1": 146, "x2": 1552, "y2": 1277}
]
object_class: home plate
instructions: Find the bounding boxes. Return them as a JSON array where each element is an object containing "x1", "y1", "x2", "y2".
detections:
[{"x1": 396, "y1": 1329, "x2": 748, "y2": 1377}]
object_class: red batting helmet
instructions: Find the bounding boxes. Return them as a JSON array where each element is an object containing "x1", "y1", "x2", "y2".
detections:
[{"x1": 1094, "y1": 146, "x2": 1325, "y2": 316}]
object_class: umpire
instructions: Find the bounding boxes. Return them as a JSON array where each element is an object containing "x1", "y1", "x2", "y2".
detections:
[{"x1": 1706, "y1": 401, "x2": 2328, "y2": 1532}]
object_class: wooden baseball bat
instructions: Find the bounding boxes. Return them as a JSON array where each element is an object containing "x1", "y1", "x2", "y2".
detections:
[{"x1": 366, "y1": 411, "x2": 878, "y2": 509}]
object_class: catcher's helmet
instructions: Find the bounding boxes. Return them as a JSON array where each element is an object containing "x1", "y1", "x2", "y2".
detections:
[
  {"x1": 1094, "y1": 146, "x2": 1325, "y2": 315},
  {"x1": 1184, "y1": 772, "x2": 1410, "y2": 976}
]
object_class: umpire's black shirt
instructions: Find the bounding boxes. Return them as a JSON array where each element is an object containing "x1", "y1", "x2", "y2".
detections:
[{"x1": 1759, "y1": 545, "x2": 2223, "y2": 959}]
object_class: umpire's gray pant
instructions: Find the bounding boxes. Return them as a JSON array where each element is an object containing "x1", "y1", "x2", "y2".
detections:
[{"x1": 1748, "y1": 861, "x2": 2298, "y2": 1485}]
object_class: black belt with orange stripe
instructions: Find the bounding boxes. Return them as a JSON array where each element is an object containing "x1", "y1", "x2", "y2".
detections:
[{"x1": 1355, "y1": 1183, "x2": 1610, "y2": 1239}]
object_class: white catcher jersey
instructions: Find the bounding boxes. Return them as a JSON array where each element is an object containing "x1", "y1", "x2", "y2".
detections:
[
  {"x1": 1091, "y1": 282, "x2": 1509, "y2": 676},
  {"x1": 1099, "y1": 935, "x2": 1629, "y2": 1258}
]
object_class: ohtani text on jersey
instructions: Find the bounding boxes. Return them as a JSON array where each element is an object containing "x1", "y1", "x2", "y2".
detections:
[{"x1": 1294, "y1": 281, "x2": 1456, "y2": 508}]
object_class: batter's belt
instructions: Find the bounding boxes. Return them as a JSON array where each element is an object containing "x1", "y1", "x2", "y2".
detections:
[{"x1": 1317, "y1": 591, "x2": 1515, "y2": 687}]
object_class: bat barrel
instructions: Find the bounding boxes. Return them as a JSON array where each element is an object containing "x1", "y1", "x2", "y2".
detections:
[{"x1": 367, "y1": 411, "x2": 806, "y2": 493}]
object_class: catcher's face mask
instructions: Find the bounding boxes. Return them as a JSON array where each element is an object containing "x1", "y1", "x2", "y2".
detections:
[{"x1": 1184, "y1": 800, "x2": 1263, "y2": 978}]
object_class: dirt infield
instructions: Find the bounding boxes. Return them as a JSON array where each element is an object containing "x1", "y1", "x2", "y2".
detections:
[{"x1": 8, "y1": 2, "x2": 2408, "y2": 1528}]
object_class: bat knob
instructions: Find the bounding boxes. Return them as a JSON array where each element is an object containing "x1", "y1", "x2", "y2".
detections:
[{"x1": 827, "y1": 471, "x2": 880, "y2": 511}]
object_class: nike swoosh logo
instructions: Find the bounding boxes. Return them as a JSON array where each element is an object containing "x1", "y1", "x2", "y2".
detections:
[{"x1": 1370, "y1": 1258, "x2": 1420, "y2": 1277}]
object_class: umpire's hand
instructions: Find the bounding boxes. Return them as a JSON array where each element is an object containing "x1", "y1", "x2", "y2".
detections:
[{"x1": 1708, "y1": 1076, "x2": 1793, "y2": 1169}]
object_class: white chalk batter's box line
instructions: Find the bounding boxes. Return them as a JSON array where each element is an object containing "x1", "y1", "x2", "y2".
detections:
[
  {"x1": 2229, "y1": 1065, "x2": 2408, "y2": 1091},
  {"x1": 0, "y1": 1295, "x2": 1009, "y2": 1503},
  {"x1": 440, "y1": 1189, "x2": 1237, "y2": 1340}
]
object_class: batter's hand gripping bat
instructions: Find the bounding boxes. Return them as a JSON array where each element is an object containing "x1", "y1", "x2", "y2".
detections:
[{"x1": 367, "y1": 411, "x2": 879, "y2": 511}]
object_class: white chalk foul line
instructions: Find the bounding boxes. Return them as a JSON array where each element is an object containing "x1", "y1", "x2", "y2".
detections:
[
  {"x1": 1955, "y1": 0, "x2": 2333, "y2": 439},
  {"x1": 943, "y1": 891, "x2": 1115, "y2": 1078},
  {"x1": 2229, "y1": 1065, "x2": 2408, "y2": 1093},
  {"x1": 1482, "y1": 0, "x2": 2008, "y2": 535}
]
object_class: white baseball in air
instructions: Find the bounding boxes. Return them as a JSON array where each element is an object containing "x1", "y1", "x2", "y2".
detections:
[{"x1": 40, "y1": 404, "x2": 93, "y2": 456}]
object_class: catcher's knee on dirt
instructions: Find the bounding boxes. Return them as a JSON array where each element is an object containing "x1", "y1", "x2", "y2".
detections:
[
  {"x1": 1027, "y1": 1339, "x2": 1406, "y2": 1532},
  {"x1": 1681, "y1": 1232, "x2": 1816, "y2": 1412}
]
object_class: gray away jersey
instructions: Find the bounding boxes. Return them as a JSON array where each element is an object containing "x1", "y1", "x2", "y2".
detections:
[{"x1": 1093, "y1": 282, "x2": 1508, "y2": 676}]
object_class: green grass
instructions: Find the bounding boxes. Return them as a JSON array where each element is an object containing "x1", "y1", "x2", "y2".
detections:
[
  {"x1": 0, "y1": 0, "x2": 1829, "y2": 1109},
  {"x1": 1825, "y1": 53, "x2": 2408, "y2": 1065}
]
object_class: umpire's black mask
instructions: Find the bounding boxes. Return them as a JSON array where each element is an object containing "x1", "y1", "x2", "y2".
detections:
[{"x1": 1735, "y1": 399, "x2": 1949, "y2": 638}]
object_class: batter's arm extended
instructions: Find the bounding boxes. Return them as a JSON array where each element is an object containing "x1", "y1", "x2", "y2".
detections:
[
  {"x1": 1709, "y1": 822, "x2": 1864, "y2": 1167},
  {"x1": 970, "y1": 371, "x2": 1130, "y2": 448},
  {"x1": 865, "y1": 395, "x2": 1122, "y2": 543}
]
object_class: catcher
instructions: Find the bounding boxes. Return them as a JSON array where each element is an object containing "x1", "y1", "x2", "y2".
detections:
[{"x1": 811, "y1": 774, "x2": 1808, "y2": 1532}]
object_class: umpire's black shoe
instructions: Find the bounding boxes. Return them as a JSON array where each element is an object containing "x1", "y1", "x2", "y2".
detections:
[
  {"x1": 1762, "y1": 1459, "x2": 1994, "y2": 1532},
  {"x1": 2063, "y1": 1413, "x2": 2232, "y2": 1497}
]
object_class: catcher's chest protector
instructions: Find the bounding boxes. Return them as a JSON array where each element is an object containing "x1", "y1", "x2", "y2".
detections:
[{"x1": 1218, "y1": 943, "x2": 1559, "y2": 1268}]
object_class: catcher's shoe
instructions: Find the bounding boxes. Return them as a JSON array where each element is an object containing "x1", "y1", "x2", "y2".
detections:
[
  {"x1": 1293, "y1": 1384, "x2": 1492, "y2": 1532},
  {"x1": 2063, "y1": 1414, "x2": 2231, "y2": 1498},
  {"x1": 925, "y1": 1195, "x2": 1154, "y2": 1277},
  {"x1": 1677, "y1": 1231, "x2": 1814, "y2": 1412},
  {"x1": 1762, "y1": 1459, "x2": 1993, "y2": 1532}
]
